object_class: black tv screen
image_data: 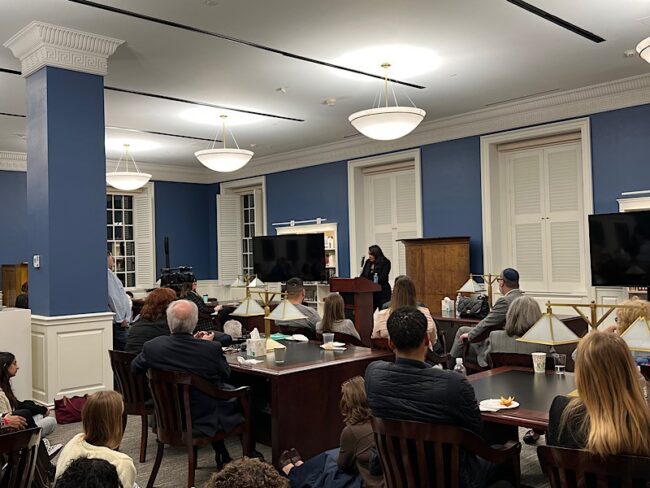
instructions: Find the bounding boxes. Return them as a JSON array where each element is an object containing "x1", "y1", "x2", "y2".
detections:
[
  {"x1": 589, "y1": 211, "x2": 650, "y2": 286},
  {"x1": 252, "y1": 234, "x2": 326, "y2": 283}
]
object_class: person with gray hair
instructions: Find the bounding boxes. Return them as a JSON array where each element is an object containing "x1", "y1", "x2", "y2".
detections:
[{"x1": 131, "y1": 299, "x2": 254, "y2": 467}]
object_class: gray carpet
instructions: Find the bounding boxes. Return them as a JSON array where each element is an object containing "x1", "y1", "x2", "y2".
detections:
[{"x1": 47, "y1": 421, "x2": 549, "y2": 487}]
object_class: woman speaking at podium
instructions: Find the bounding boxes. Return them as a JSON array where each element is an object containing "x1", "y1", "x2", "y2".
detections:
[{"x1": 360, "y1": 244, "x2": 391, "y2": 312}]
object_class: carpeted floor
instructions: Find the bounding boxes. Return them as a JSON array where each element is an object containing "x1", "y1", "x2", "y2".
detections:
[{"x1": 47, "y1": 421, "x2": 549, "y2": 487}]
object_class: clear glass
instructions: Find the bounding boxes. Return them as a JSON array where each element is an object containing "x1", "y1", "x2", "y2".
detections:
[
  {"x1": 323, "y1": 333, "x2": 335, "y2": 344},
  {"x1": 553, "y1": 353, "x2": 566, "y2": 375}
]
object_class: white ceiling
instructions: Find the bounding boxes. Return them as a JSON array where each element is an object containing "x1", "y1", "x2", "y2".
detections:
[{"x1": 1, "y1": 0, "x2": 649, "y2": 172}]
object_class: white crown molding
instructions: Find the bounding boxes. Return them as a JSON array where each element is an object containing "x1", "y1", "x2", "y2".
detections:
[
  {"x1": 31, "y1": 311, "x2": 114, "y2": 326},
  {"x1": 214, "y1": 73, "x2": 650, "y2": 184},
  {"x1": 3, "y1": 21, "x2": 124, "y2": 77},
  {"x1": 0, "y1": 151, "x2": 27, "y2": 172}
]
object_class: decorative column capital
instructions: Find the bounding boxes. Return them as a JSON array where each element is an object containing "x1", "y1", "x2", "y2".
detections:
[{"x1": 3, "y1": 21, "x2": 124, "y2": 77}]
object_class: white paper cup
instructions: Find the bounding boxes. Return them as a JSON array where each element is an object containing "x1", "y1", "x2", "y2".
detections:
[
  {"x1": 274, "y1": 347, "x2": 287, "y2": 364},
  {"x1": 532, "y1": 352, "x2": 546, "y2": 373}
]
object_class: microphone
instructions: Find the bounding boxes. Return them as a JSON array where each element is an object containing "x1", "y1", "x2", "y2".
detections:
[
  {"x1": 361, "y1": 256, "x2": 365, "y2": 268},
  {"x1": 164, "y1": 237, "x2": 170, "y2": 269}
]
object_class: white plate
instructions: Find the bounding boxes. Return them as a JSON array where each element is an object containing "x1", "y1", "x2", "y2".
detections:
[
  {"x1": 479, "y1": 399, "x2": 520, "y2": 412},
  {"x1": 320, "y1": 344, "x2": 346, "y2": 351}
]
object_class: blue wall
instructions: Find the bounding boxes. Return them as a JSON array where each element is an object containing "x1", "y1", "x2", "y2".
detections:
[
  {"x1": 0, "y1": 171, "x2": 28, "y2": 288},
  {"x1": 266, "y1": 160, "x2": 351, "y2": 277},
  {"x1": 591, "y1": 104, "x2": 650, "y2": 214},
  {"x1": 421, "y1": 137, "x2": 483, "y2": 270},
  {"x1": 154, "y1": 181, "x2": 218, "y2": 280}
]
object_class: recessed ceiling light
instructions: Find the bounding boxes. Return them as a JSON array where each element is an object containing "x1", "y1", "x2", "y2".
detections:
[
  {"x1": 181, "y1": 107, "x2": 265, "y2": 126},
  {"x1": 333, "y1": 44, "x2": 441, "y2": 81},
  {"x1": 624, "y1": 49, "x2": 637, "y2": 58},
  {"x1": 105, "y1": 139, "x2": 161, "y2": 152},
  {"x1": 275, "y1": 87, "x2": 287, "y2": 94},
  {"x1": 323, "y1": 97, "x2": 337, "y2": 106}
]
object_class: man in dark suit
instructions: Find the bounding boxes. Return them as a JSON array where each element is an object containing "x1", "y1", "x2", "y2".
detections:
[
  {"x1": 131, "y1": 299, "x2": 253, "y2": 467},
  {"x1": 365, "y1": 307, "x2": 515, "y2": 488},
  {"x1": 449, "y1": 268, "x2": 524, "y2": 367}
]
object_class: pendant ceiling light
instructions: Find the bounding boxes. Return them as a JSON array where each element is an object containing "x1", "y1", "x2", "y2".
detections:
[
  {"x1": 195, "y1": 115, "x2": 254, "y2": 173},
  {"x1": 348, "y1": 63, "x2": 426, "y2": 141},
  {"x1": 106, "y1": 144, "x2": 152, "y2": 191},
  {"x1": 637, "y1": 36, "x2": 650, "y2": 64}
]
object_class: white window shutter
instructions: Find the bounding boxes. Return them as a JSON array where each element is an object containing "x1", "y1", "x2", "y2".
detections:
[
  {"x1": 217, "y1": 193, "x2": 242, "y2": 283},
  {"x1": 133, "y1": 183, "x2": 155, "y2": 289},
  {"x1": 253, "y1": 188, "x2": 265, "y2": 236}
]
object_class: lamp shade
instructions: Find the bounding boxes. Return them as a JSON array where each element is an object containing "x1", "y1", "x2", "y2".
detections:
[
  {"x1": 517, "y1": 313, "x2": 580, "y2": 346},
  {"x1": 230, "y1": 277, "x2": 247, "y2": 287},
  {"x1": 230, "y1": 297, "x2": 265, "y2": 317},
  {"x1": 247, "y1": 277, "x2": 266, "y2": 288},
  {"x1": 194, "y1": 148, "x2": 253, "y2": 172},
  {"x1": 637, "y1": 36, "x2": 650, "y2": 64},
  {"x1": 268, "y1": 300, "x2": 306, "y2": 321},
  {"x1": 106, "y1": 171, "x2": 152, "y2": 191},
  {"x1": 458, "y1": 277, "x2": 484, "y2": 293},
  {"x1": 348, "y1": 106, "x2": 425, "y2": 141},
  {"x1": 620, "y1": 316, "x2": 650, "y2": 352}
]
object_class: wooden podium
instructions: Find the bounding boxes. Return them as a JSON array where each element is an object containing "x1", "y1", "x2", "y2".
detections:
[{"x1": 329, "y1": 277, "x2": 380, "y2": 346}]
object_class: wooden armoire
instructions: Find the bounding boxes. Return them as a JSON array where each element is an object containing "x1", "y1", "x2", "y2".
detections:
[{"x1": 399, "y1": 237, "x2": 470, "y2": 315}]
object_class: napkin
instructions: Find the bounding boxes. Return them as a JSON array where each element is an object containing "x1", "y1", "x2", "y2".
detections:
[
  {"x1": 250, "y1": 328, "x2": 261, "y2": 340},
  {"x1": 289, "y1": 334, "x2": 309, "y2": 342},
  {"x1": 270, "y1": 333, "x2": 290, "y2": 341},
  {"x1": 237, "y1": 356, "x2": 263, "y2": 365}
]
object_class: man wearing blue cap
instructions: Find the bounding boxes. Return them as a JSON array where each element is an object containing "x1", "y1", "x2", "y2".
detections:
[{"x1": 449, "y1": 268, "x2": 523, "y2": 368}]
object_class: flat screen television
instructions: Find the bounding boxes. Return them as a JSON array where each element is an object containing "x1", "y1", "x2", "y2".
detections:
[
  {"x1": 252, "y1": 234, "x2": 326, "y2": 283},
  {"x1": 589, "y1": 211, "x2": 650, "y2": 287}
]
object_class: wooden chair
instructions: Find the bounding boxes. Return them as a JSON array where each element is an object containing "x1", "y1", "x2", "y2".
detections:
[
  {"x1": 371, "y1": 417, "x2": 521, "y2": 488},
  {"x1": 640, "y1": 364, "x2": 649, "y2": 381},
  {"x1": 146, "y1": 369, "x2": 252, "y2": 488},
  {"x1": 462, "y1": 322, "x2": 505, "y2": 374},
  {"x1": 277, "y1": 324, "x2": 317, "y2": 340},
  {"x1": 108, "y1": 350, "x2": 154, "y2": 463},
  {"x1": 316, "y1": 331, "x2": 365, "y2": 347},
  {"x1": 537, "y1": 445, "x2": 650, "y2": 487},
  {"x1": 0, "y1": 427, "x2": 41, "y2": 488}
]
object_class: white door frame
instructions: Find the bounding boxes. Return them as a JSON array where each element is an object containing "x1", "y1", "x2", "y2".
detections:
[
  {"x1": 480, "y1": 118, "x2": 594, "y2": 299},
  {"x1": 348, "y1": 149, "x2": 423, "y2": 278}
]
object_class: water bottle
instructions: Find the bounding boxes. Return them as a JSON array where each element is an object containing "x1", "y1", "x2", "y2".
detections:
[
  {"x1": 455, "y1": 293, "x2": 462, "y2": 318},
  {"x1": 373, "y1": 272, "x2": 379, "y2": 284},
  {"x1": 453, "y1": 358, "x2": 466, "y2": 376}
]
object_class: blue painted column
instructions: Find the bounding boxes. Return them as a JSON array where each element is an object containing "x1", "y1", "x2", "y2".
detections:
[{"x1": 24, "y1": 66, "x2": 108, "y2": 316}]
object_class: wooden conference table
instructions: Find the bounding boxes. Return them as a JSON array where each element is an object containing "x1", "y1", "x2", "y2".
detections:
[
  {"x1": 224, "y1": 341, "x2": 392, "y2": 466},
  {"x1": 468, "y1": 366, "x2": 576, "y2": 442}
]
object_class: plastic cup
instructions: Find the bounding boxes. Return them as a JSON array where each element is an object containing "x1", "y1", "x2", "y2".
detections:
[
  {"x1": 322, "y1": 333, "x2": 335, "y2": 344},
  {"x1": 532, "y1": 352, "x2": 547, "y2": 374},
  {"x1": 553, "y1": 353, "x2": 566, "y2": 375},
  {"x1": 274, "y1": 347, "x2": 287, "y2": 364}
]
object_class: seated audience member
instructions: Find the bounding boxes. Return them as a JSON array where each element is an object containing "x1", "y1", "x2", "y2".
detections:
[
  {"x1": 280, "y1": 376, "x2": 385, "y2": 488},
  {"x1": 316, "y1": 294, "x2": 360, "y2": 340},
  {"x1": 124, "y1": 287, "x2": 176, "y2": 354},
  {"x1": 0, "y1": 352, "x2": 57, "y2": 437},
  {"x1": 371, "y1": 276, "x2": 435, "y2": 342},
  {"x1": 449, "y1": 268, "x2": 523, "y2": 368},
  {"x1": 380, "y1": 275, "x2": 424, "y2": 310},
  {"x1": 55, "y1": 391, "x2": 136, "y2": 488},
  {"x1": 485, "y1": 296, "x2": 542, "y2": 357},
  {"x1": 366, "y1": 307, "x2": 510, "y2": 488},
  {"x1": 547, "y1": 332, "x2": 650, "y2": 457},
  {"x1": 275, "y1": 278, "x2": 320, "y2": 332},
  {"x1": 204, "y1": 458, "x2": 288, "y2": 488},
  {"x1": 132, "y1": 299, "x2": 256, "y2": 467},
  {"x1": 14, "y1": 282, "x2": 28, "y2": 309},
  {"x1": 179, "y1": 278, "x2": 222, "y2": 332},
  {"x1": 54, "y1": 457, "x2": 123, "y2": 488}
]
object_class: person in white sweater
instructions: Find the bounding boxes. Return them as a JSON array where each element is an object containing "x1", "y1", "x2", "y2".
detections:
[{"x1": 55, "y1": 391, "x2": 136, "y2": 488}]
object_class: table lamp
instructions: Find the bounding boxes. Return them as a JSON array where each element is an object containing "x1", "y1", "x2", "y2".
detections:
[
  {"x1": 230, "y1": 275, "x2": 248, "y2": 287},
  {"x1": 517, "y1": 303, "x2": 580, "y2": 348},
  {"x1": 457, "y1": 275, "x2": 484, "y2": 294},
  {"x1": 457, "y1": 273, "x2": 499, "y2": 308},
  {"x1": 620, "y1": 315, "x2": 650, "y2": 353},
  {"x1": 247, "y1": 276, "x2": 266, "y2": 289}
]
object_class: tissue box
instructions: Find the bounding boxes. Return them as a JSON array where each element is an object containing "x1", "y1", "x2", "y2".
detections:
[{"x1": 246, "y1": 338, "x2": 267, "y2": 358}]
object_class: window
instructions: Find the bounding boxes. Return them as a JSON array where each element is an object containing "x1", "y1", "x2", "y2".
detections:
[
  {"x1": 107, "y1": 194, "x2": 136, "y2": 287},
  {"x1": 242, "y1": 193, "x2": 256, "y2": 276},
  {"x1": 105, "y1": 183, "x2": 156, "y2": 290}
]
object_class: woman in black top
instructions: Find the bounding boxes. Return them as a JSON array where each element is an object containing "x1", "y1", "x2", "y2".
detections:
[
  {"x1": 179, "y1": 279, "x2": 221, "y2": 332},
  {"x1": 360, "y1": 245, "x2": 391, "y2": 312}
]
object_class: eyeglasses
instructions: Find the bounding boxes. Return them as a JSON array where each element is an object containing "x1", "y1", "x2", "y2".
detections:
[{"x1": 497, "y1": 278, "x2": 505, "y2": 283}]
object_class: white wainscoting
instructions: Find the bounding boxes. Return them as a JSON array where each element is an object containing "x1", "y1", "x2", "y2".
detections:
[{"x1": 31, "y1": 312, "x2": 114, "y2": 404}]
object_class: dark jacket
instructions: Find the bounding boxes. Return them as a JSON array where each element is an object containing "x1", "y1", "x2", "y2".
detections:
[
  {"x1": 131, "y1": 333, "x2": 243, "y2": 436},
  {"x1": 360, "y1": 259, "x2": 392, "y2": 309},
  {"x1": 546, "y1": 395, "x2": 586, "y2": 450},
  {"x1": 365, "y1": 358, "x2": 485, "y2": 488},
  {"x1": 125, "y1": 317, "x2": 170, "y2": 355},
  {"x1": 14, "y1": 294, "x2": 28, "y2": 309},
  {"x1": 182, "y1": 291, "x2": 216, "y2": 332}
]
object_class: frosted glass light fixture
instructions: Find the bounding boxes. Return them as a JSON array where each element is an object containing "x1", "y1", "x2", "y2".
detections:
[
  {"x1": 517, "y1": 304, "x2": 580, "y2": 346},
  {"x1": 637, "y1": 36, "x2": 650, "y2": 64},
  {"x1": 195, "y1": 115, "x2": 253, "y2": 172},
  {"x1": 458, "y1": 276, "x2": 484, "y2": 293},
  {"x1": 620, "y1": 316, "x2": 650, "y2": 352},
  {"x1": 348, "y1": 63, "x2": 425, "y2": 141},
  {"x1": 247, "y1": 277, "x2": 266, "y2": 289},
  {"x1": 106, "y1": 144, "x2": 152, "y2": 191},
  {"x1": 268, "y1": 300, "x2": 306, "y2": 321},
  {"x1": 230, "y1": 297, "x2": 265, "y2": 317},
  {"x1": 230, "y1": 276, "x2": 247, "y2": 287}
]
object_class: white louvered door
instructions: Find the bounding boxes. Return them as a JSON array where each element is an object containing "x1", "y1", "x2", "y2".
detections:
[
  {"x1": 365, "y1": 169, "x2": 417, "y2": 283},
  {"x1": 133, "y1": 183, "x2": 155, "y2": 289},
  {"x1": 506, "y1": 142, "x2": 584, "y2": 293},
  {"x1": 217, "y1": 193, "x2": 242, "y2": 283}
]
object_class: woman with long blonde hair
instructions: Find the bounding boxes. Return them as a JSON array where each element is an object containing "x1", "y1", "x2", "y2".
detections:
[
  {"x1": 547, "y1": 332, "x2": 650, "y2": 457},
  {"x1": 316, "y1": 294, "x2": 360, "y2": 340},
  {"x1": 55, "y1": 391, "x2": 137, "y2": 487}
]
